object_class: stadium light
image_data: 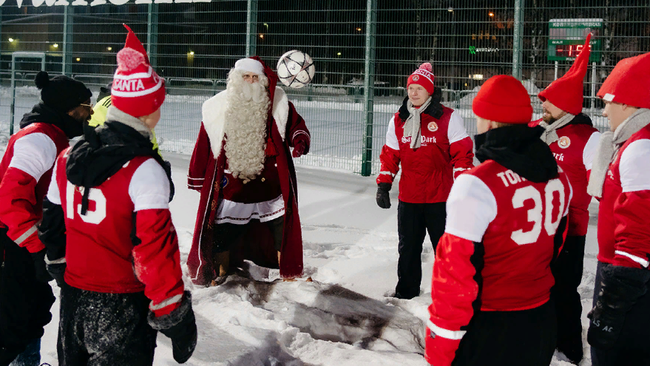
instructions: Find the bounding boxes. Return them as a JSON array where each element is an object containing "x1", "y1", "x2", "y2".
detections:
[
  {"x1": 8, "y1": 38, "x2": 14, "y2": 43},
  {"x1": 52, "y1": 43, "x2": 59, "y2": 48},
  {"x1": 489, "y1": 12, "x2": 494, "y2": 17},
  {"x1": 107, "y1": 46, "x2": 112, "y2": 51},
  {"x1": 76, "y1": 58, "x2": 81, "y2": 62}
]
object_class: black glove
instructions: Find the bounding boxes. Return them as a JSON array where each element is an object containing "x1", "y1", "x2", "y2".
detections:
[
  {"x1": 588, "y1": 265, "x2": 650, "y2": 350},
  {"x1": 376, "y1": 183, "x2": 392, "y2": 209},
  {"x1": 148, "y1": 291, "x2": 197, "y2": 364},
  {"x1": 30, "y1": 249, "x2": 52, "y2": 283},
  {"x1": 46, "y1": 260, "x2": 66, "y2": 287}
]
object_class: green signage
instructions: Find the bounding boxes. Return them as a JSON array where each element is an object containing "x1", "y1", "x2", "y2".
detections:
[{"x1": 547, "y1": 18, "x2": 602, "y2": 62}]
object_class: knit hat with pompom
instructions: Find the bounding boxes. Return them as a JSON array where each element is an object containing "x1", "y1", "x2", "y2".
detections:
[
  {"x1": 111, "y1": 24, "x2": 165, "y2": 117},
  {"x1": 407, "y1": 63, "x2": 435, "y2": 95},
  {"x1": 34, "y1": 71, "x2": 91, "y2": 114}
]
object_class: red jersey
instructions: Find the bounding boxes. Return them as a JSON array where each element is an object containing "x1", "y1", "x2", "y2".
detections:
[
  {"x1": 597, "y1": 124, "x2": 650, "y2": 268},
  {"x1": 377, "y1": 105, "x2": 474, "y2": 203},
  {"x1": 531, "y1": 119, "x2": 600, "y2": 236},
  {"x1": 47, "y1": 148, "x2": 184, "y2": 316},
  {"x1": 426, "y1": 160, "x2": 572, "y2": 365},
  {"x1": 0, "y1": 123, "x2": 68, "y2": 253}
]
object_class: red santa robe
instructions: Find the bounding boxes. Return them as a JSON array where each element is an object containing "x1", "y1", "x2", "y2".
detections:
[{"x1": 187, "y1": 63, "x2": 309, "y2": 285}]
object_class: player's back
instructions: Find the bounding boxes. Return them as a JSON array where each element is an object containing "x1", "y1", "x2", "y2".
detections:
[
  {"x1": 53, "y1": 148, "x2": 155, "y2": 294},
  {"x1": 467, "y1": 160, "x2": 572, "y2": 311}
]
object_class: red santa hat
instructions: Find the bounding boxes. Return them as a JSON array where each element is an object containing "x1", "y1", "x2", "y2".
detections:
[
  {"x1": 234, "y1": 58, "x2": 265, "y2": 75},
  {"x1": 407, "y1": 63, "x2": 435, "y2": 95},
  {"x1": 538, "y1": 34, "x2": 592, "y2": 115},
  {"x1": 472, "y1": 75, "x2": 533, "y2": 124},
  {"x1": 111, "y1": 24, "x2": 165, "y2": 117},
  {"x1": 597, "y1": 52, "x2": 650, "y2": 109}
]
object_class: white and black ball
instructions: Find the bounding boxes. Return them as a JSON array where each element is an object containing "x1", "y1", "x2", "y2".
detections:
[{"x1": 276, "y1": 50, "x2": 315, "y2": 88}]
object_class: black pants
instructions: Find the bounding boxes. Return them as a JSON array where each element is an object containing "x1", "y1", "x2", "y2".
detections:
[
  {"x1": 551, "y1": 234, "x2": 585, "y2": 361},
  {"x1": 453, "y1": 300, "x2": 557, "y2": 366},
  {"x1": 58, "y1": 286, "x2": 157, "y2": 366},
  {"x1": 590, "y1": 261, "x2": 650, "y2": 366},
  {"x1": 395, "y1": 201, "x2": 446, "y2": 299},
  {"x1": 213, "y1": 216, "x2": 284, "y2": 254}
]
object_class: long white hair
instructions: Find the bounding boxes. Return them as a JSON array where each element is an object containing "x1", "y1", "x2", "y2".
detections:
[{"x1": 223, "y1": 68, "x2": 271, "y2": 183}]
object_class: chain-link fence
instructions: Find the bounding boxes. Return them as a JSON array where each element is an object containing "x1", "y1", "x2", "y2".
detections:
[{"x1": 0, "y1": 0, "x2": 648, "y2": 174}]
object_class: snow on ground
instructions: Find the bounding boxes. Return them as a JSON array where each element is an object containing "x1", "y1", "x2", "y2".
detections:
[{"x1": 30, "y1": 152, "x2": 598, "y2": 365}]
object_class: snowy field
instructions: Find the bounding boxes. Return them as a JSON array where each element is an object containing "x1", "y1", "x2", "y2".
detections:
[{"x1": 22, "y1": 152, "x2": 598, "y2": 366}]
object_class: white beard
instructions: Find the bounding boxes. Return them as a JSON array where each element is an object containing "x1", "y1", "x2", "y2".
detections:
[{"x1": 224, "y1": 69, "x2": 271, "y2": 183}]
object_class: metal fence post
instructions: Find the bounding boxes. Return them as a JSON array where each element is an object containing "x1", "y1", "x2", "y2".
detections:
[
  {"x1": 62, "y1": 6, "x2": 74, "y2": 75},
  {"x1": 246, "y1": 0, "x2": 258, "y2": 57},
  {"x1": 361, "y1": 0, "x2": 377, "y2": 177},
  {"x1": 512, "y1": 0, "x2": 525, "y2": 79},
  {"x1": 147, "y1": 4, "x2": 159, "y2": 69}
]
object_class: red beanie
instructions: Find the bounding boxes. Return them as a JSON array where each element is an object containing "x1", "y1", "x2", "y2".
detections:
[
  {"x1": 472, "y1": 75, "x2": 533, "y2": 124},
  {"x1": 597, "y1": 52, "x2": 650, "y2": 109},
  {"x1": 111, "y1": 24, "x2": 165, "y2": 117},
  {"x1": 407, "y1": 63, "x2": 435, "y2": 95},
  {"x1": 538, "y1": 34, "x2": 592, "y2": 115}
]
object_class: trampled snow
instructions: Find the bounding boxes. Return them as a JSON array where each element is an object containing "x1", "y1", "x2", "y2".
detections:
[{"x1": 29, "y1": 152, "x2": 597, "y2": 366}]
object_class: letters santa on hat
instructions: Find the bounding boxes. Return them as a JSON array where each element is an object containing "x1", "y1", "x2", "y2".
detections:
[{"x1": 111, "y1": 24, "x2": 165, "y2": 117}]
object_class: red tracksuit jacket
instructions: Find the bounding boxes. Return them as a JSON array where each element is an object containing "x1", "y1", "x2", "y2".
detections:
[
  {"x1": 0, "y1": 123, "x2": 69, "y2": 253},
  {"x1": 426, "y1": 160, "x2": 572, "y2": 366},
  {"x1": 531, "y1": 119, "x2": 600, "y2": 236},
  {"x1": 597, "y1": 124, "x2": 650, "y2": 268},
  {"x1": 377, "y1": 105, "x2": 474, "y2": 203},
  {"x1": 47, "y1": 149, "x2": 184, "y2": 316}
]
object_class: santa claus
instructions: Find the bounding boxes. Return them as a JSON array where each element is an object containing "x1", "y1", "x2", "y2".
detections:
[{"x1": 187, "y1": 57, "x2": 310, "y2": 286}]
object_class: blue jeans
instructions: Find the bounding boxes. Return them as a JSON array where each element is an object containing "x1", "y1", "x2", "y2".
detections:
[{"x1": 9, "y1": 338, "x2": 40, "y2": 366}]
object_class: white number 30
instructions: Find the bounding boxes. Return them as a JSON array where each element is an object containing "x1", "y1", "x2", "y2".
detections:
[
  {"x1": 510, "y1": 179, "x2": 565, "y2": 245},
  {"x1": 65, "y1": 181, "x2": 107, "y2": 225}
]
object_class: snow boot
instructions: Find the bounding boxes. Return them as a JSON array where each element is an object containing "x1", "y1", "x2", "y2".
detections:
[{"x1": 210, "y1": 251, "x2": 230, "y2": 286}]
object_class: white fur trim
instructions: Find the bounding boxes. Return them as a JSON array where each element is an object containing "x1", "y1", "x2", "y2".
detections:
[
  {"x1": 273, "y1": 87, "x2": 289, "y2": 141},
  {"x1": 202, "y1": 86, "x2": 289, "y2": 157},
  {"x1": 235, "y1": 58, "x2": 264, "y2": 75}
]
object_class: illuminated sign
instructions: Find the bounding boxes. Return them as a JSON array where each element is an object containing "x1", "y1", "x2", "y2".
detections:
[{"x1": 547, "y1": 18, "x2": 602, "y2": 62}]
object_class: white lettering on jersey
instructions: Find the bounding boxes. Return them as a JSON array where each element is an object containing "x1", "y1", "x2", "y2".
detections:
[
  {"x1": 401, "y1": 135, "x2": 437, "y2": 145},
  {"x1": 65, "y1": 182, "x2": 107, "y2": 224},
  {"x1": 496, "y1": 169, "x2": 527, "y2": 187},
  {"x1": 553, "y1": 152, "x2": 564, "y2": 162},
  {"x1": 510, "y1": 178, "x2": 566, "y2": 245}
]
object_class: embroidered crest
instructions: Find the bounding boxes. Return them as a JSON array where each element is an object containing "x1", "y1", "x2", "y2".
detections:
[
  {"x1": 220, "y1": 175, "x2": 229, "y2": 188},
  {"x1": 427, "y1": 122, "x2": 438, "y2": 132},
  {"x1": 412, "y1": 75, "x2": 419, "y2": 81},
  {"x1": 558, "y1": 136, "x2": 571, "y2": 149}
]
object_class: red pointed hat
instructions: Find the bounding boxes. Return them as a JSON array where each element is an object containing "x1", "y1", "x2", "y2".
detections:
[
  {"x1": 538, "y1": 33, "x2": 592, "y2": 115},
  {"x1": 111, "y1": 24, "x2": 165, "y2": 117},
  {"x1": 597, "y1": 52, "x2": 650, "y2": 109},
  {"x1": 472, "y1": 75, "x2": 533, "y2": 124}
]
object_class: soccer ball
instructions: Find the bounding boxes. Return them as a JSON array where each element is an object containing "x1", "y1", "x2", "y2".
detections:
[{"x1": 276, "y1": 50, "x2": 315, "y2": 88}]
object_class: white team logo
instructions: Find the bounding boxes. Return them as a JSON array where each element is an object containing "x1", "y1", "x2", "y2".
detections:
[
  {"x1": 558, "y1": 136, "x2": 571, "y2": 149},
  {"x1": 412, "y1": 75, "x2": 419, "y2": 81},
  {"x1": 427, "y1": 122, "x2": 438, "y2": 132}
]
